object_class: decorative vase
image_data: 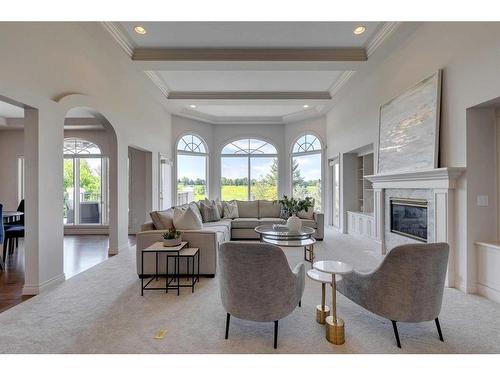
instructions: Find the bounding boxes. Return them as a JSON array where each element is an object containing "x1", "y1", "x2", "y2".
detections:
[
  {"x1": 163, "y1": 237, "x2": 181, "y2": 247},
  {"x1": 287, "y1": 214, "x2": 302, "y2": 232}
]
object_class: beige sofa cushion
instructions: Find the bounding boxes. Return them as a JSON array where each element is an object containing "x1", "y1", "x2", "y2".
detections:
[
  {"x1": 259, "y1": 217, "x2": 286, "y2": 225},
  {"x1": 236, "y1": 200, "x2": 259, "y2": 218},
  {"x1": 231, "y1": 218, "x2": 260, "y2": 229},
  {"x1": 258, "y1": 200, "x2": 281, "y2": 218},
  {"x1": 222, "y1": 201, "x2": 239, "y2": 219},
  {"x1": 199, "y1": 200, "x2": 221, "y2": 222},
  {"x1": 149, "y1": 208, "x2": 174, "y2": 230}
]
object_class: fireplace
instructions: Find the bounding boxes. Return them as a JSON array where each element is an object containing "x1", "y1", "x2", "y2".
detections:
[{"x1": 390, "y1": 198, "x2": 428, "y2": 242}]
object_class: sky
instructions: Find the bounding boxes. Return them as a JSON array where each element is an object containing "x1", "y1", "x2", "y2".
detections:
[{"x1": 177, "y1": 154, "x2": 321, "y2": 182}]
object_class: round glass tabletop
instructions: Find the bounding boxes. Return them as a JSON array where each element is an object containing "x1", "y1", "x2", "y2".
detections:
[{"x1": 254, "y1": 224, "x2": 315, "y2": 238}]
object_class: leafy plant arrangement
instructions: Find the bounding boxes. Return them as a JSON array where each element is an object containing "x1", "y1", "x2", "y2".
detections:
[
  {"x1": 162, "y1": 228, "x2": 182, "y2": 240},
  {"x1": 275, "y1": 195, "x2": 314, "y2": 216}
]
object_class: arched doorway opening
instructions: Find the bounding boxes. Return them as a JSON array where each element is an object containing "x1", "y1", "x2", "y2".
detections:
[{"x1": 62, "y1": 106, "x2": 119, "y2": 278}]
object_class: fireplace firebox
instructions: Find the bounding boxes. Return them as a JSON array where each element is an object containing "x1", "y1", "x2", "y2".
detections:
[{"x1": 390, "y1": 198, "x2": 428, "y2": 242}]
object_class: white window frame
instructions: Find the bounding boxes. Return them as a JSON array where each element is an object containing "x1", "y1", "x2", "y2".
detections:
[
  {"x1": 175, "y1": 134, "x2": 209, "y2": 204},
  {"x1": 290, "y1": 133, "x2": 323, "y2": 211},
  {"x1": 220, "y1": 138, "x2": 278, "y2": 201},
  {"x1": 64, "y1": 138, "x2": 108, "y2": 226}
]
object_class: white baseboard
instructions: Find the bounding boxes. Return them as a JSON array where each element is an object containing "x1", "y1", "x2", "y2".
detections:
[
  {"x1": 22, "y1": 273, "x2": 66, "y2": 295},
  {"x1": 476, "y1": 283, "x2": 500, "y2": 304},
  {"x1": 108, "y1": 242, "x2": 131, "y2": 255}
]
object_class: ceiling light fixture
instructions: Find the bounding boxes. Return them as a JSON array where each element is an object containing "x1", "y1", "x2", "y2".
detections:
[
  {"x1": 189, "y1": 104, "x2": 197, "y2": 108},
  {"x1": 303, "y1": 104, "x2": 310, "y2": 108},
  {"x1": 134, "y1": 26, "x2": 147, "y2": 35},
  {"x1": 353, "y1": 26, "x2": 366, "y2": 35}
]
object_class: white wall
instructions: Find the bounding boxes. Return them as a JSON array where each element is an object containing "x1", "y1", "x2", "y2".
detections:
[
  {"x1": 325, "y1": 22, "x2": 500, "y2": 293},
  {"x1": 0, "y1": 22, "x2": 172, "y2": 294},
  {"x1": 171, "y1": 115, "x2": 326, "y2": 204}
]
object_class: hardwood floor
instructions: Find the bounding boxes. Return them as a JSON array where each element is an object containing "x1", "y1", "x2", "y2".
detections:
[{"x1": 0, "y1": 235, "x2": 136, "y2": 313}]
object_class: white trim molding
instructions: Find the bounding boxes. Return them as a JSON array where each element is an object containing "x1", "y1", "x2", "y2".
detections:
[
  {"x1": 108, "y1": 242, "x2": 131, "y2": 256},
  {"x1": 101, "y1": 22, "x2": 134, "y2": 57},
  {"x1": 22, "y1": 273, "x2": 66, "y2": 296},
  {"x1": 144, "y1": 71, "x2": 170, "y2": 98},
  {"x1": 366, "y1": 22, "x2": 402, "y2": 57}
]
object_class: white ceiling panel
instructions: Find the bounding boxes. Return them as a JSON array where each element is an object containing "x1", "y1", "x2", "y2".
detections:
[
  {"x1": 119, "y1": 22, "x2": 381, "y2": 49},
  {"x1": 158, "y1": 70, "x2": 342, "y2": 92},
  {"x1": 192, "y1": 104, "x2": 310, "y2": 117}
]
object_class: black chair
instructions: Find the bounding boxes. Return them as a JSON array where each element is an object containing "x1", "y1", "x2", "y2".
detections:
[{"x1": 3, "y1": 200, "x2": 25, "y2": 258}]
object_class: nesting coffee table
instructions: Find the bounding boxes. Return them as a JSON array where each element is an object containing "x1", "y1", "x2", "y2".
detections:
[{"x1": 254, "y1": 225, "x2": 316, "y2": 265}]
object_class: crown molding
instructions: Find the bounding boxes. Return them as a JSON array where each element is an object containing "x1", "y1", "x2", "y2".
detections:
[
  {"x1": 101, "y1": 22, "x2": 134, "y2": 57},
  {"x1": 168, "y1": 91, "x2": 331, "y2": 100},
  {"x1": 133, "y1": 47, "x2": 367, "y2": 62},
  {"x1": 179, "y1": 108, "x2": 285, "y2": 125},
  {"x1": 366, "y1": 22, "x2": 401, "y2": 57},
  {"x1": 328, "y1": 71, "x2": 355, "y2": 98},
  {"x1": 144, "y1": 71, "x2": 170, "y2": 98}
]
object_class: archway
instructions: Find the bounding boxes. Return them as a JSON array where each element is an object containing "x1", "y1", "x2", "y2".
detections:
[{"x1": 61, "y1": 105, "x2": 120, "y2": 277}]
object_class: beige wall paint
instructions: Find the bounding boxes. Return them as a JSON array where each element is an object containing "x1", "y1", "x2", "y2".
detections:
[{"x1": 326, "y1": 22, "x2": 500, "y2": 292}]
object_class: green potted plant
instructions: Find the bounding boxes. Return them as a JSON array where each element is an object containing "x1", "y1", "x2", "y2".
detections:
[
  {"x1": 275, "y1": 196, "x2": 314, "y2": 232},
  {"x1": 162, "y1": 228, "x2": 182, "y2": 247}
]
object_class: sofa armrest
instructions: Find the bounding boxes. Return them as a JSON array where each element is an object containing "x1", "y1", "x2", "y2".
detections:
[
  {"x1": 292, "y1": 262, "x2": 306, "y2": 300},
  {"x1": 313, "y1": 212, "x2": 324, "y2": 240}
]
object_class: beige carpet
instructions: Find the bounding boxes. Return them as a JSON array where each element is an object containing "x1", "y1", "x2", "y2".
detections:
[{"x1": 0, "y1": 229, "x2": 499, "y2": 354}]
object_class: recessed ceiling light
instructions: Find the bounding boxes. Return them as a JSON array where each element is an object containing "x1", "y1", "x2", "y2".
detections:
[
  {"x1": 134, "y1": 26, "x2": 147, "y2": 35},
  {"x1": 353, "y1": 26, "x2": 366, "y2": 35},
  {"x1": 189, "y1": 104, "x2": 197, "y2": 108},
  {"x1": 303, "y1": 104, "x2": 310, "y2": 108}
]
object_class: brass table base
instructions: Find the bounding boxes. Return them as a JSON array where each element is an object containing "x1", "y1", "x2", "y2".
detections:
[
  {"x1": 316, "y1": 304, "x2": 330, "y2": 325},
  {"x1": 325, "y1": 316, "x2": 345, "y2": 345}
]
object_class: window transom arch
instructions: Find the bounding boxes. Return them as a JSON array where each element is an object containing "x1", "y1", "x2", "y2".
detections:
[
  {"x1": 177, "y1": 134, "x2": 207, "y2": 154},
  {"x1": 222, "y1": 138, "x2": 277, "y2": 155},
  {"x1": 292, "y1": 133, "x2": 322, "y2": 155},
  {"x1": 64, "y1": 138, "x2": 101, "y2": 155}
]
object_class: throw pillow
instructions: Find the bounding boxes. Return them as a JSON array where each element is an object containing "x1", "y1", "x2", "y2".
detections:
[
  {"x1": 199, "y1": 200, "x2": 221, "y2": 222},
  {"x1": 150, "y1": 209, "x2": 174, "y2": 230},
  {"x1": 223, "y1": 201, "x2": 239, "y2": 219},
  {"x1": 204, "y1": 198, "x2": 223, "y2": 218},
  {"x1": 173, "y1": 206, "x2": 203, "y2": 230},
  {"x1": 297, "y1": 200, "x2": 315, "y2": 220},
  {"x1": 189, "y1": 202, "x2": 203, "y2": 223}
]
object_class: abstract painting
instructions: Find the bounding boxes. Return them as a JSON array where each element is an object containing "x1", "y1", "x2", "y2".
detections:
[{"x1": 377, "y1": 71, "x2": 442, "y2": 174}]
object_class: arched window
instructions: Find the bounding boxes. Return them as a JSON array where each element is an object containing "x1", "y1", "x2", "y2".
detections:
[
  {"x1": 63, "y1": 138, "x2": 108, "y2": 225},
  {"x1": 176, "y1": 134, "x2": 208, "y2": 204},
  {"x1": 64, "y1": 138, "x2": 101, "y2": 155},
  {"x1": 291, "y1": 134, "x2": 322, "y2": 211},
  {"x1": 221, "y1": 138, "x2": 278, "y2": 201}
]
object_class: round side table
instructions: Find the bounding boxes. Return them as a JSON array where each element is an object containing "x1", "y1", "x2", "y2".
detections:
[
  {"x1": 313, "y1": 260, "x2": 353, "y2": 345},
  {"x1": 306, "y1": 269, "x2": 332, "y2": 324}
]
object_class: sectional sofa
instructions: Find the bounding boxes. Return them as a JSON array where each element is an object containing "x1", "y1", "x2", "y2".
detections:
[{"x1": 136, "y1": 199, "x2": 324, "y2": 277}]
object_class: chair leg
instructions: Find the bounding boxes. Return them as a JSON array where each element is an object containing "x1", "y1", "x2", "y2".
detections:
[
  {"x1": 298, "y1": 300, "x2": 301, "y2": 307},
  {"x1": 3, "y1": 240, "x2": 8, "y2": 264},
  {"x1": 391, "y1": 320, "x2": 401, "y2": 348},
  {"x1": 274, "y1": 320, "x2": 279, "y2": 349},
  {"x1": 435, "y1": 318, "x2": 444, "y2": 342},
  {"x1": 225, "y1": 313, "x2": 230, "y2": 340}
]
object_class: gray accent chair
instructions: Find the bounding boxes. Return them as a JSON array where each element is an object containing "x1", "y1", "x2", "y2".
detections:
[
  {"x1": 218, "y1": 242, "x2": 305, "y2": 349},
  {"x1": 336, "y1": 242, "x2": 449, "y2": 348}
]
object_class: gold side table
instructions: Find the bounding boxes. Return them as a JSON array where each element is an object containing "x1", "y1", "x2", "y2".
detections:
[
  {"x1": 306, "y1": 269, "x2": 332, "y2": 324},
  {"x1": 313, "y1": 260, "x2": 353, "y2": 345}
]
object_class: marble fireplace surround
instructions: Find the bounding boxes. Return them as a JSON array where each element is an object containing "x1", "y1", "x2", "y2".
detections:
[{"x1": 365, "y1": 167, "x2": 465, "y2": 286}]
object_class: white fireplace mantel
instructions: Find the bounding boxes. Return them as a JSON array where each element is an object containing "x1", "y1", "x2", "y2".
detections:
[
  {"x1": 363, "y1": 167, "x2": 465, "y2": 288},
  {"x1": 365, "y1": 167, "x2": 466, "y2": 189}
]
